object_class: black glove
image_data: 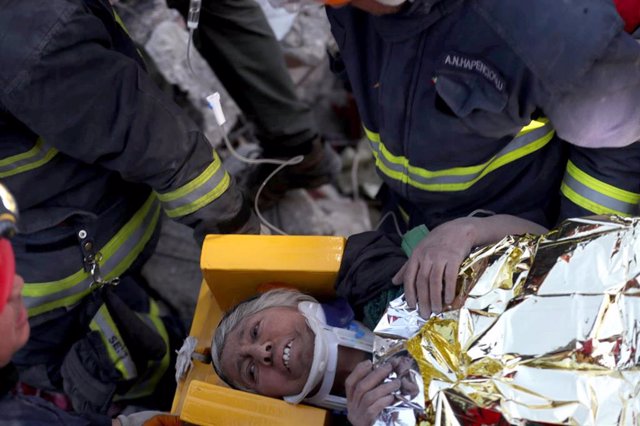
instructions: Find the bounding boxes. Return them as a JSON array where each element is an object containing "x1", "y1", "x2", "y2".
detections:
[
  {"x1": 61, "y1": 331, "x2": 119, "y2": 414},
  {"x1": 104, "y1": 288, "x2": 166, "y2": 370}
]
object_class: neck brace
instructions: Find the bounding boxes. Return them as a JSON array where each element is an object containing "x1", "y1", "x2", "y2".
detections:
[{"x1": 283, "y1": 301, "x2": 374, "y2": 411}]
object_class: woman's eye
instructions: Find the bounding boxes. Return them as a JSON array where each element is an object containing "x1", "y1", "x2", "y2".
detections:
[
  {"x1": 249, "y1": 363, "x2": 256, "y2": 382},
  {"x1": 251, "y1": 323, "x2": 259, "y2": 339}
]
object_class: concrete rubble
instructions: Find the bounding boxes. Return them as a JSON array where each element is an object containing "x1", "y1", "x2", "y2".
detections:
[{"x1": 113, "y1": 0, "x2": 240, "y2": 147}]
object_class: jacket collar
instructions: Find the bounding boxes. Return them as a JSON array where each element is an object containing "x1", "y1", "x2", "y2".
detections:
[{"x1": 371, "y1": 0, "x2": 457, "y2": 41}]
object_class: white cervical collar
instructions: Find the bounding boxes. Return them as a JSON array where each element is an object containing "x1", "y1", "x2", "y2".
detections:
[{"x1": 283, "y1": 301, "x2": 374, "y2": 411}]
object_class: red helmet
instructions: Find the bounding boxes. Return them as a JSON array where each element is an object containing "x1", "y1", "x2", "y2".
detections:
[{"x1": 0, "y1": 183, "x2": 18, "y2": 313}]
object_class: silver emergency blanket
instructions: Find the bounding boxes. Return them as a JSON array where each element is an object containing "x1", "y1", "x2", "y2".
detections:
[{"x1": 372, "y1": 216, "x2": 640, "y2": 425}]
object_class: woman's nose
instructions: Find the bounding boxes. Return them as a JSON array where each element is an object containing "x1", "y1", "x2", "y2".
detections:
[{"x1": 253, "y1": 341, "x2": 273, "y2": 365}]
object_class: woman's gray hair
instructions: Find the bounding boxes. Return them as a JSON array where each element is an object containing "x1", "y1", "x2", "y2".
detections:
[{"x1": 211, "y1": 288, "x2": 318, "y2": 389}]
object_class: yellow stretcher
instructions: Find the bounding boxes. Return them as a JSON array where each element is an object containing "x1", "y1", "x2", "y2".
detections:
[{"x1": 171, "y1": 234, "x2": 346, "y2": 426}]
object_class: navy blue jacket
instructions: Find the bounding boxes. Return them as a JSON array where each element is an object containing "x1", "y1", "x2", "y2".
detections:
[
  {"x1": 0, "y1": 0, "x2": 257, "y2": 323},
  {"x1": 327, "y1": 0, "x2": 640, "y2": 229}
]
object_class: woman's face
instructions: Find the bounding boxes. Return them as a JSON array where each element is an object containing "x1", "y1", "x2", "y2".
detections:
[
  {"x1": 0, "y1": 274, "x2": 29, "y2": 367},
  {"x1": 220, "y1": 306, "x2": 315, "y2": 398}
]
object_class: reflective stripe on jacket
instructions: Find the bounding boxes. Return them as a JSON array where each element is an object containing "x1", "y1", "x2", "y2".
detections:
[
  {"x1": 22, "y1": 194, "x2": 160, "y2": 318},
  {"x1": 89, "y1": 299, "x2": 171, "y2": 399},
  {"x1": 0, "y1": 0, "x2": 254, "y2": 319},
  {"x1": 327, "y1": 0, "x2": 640, "y2": 229},
  {"x1": 364, "y1": 119, "x2": 555, "y2": 192}
]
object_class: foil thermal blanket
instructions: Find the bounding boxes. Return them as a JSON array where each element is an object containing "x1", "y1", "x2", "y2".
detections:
[{"x1": 372, "y1": 216, "x2": 640, "y2": 425}]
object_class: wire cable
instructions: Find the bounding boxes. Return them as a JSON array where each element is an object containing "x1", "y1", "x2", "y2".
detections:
[
  {"x1": 350, "y1": 144, "x2": 361, "y2": 202},
  {"x1": 376, "y1": 210, "x2": 403, "y2": 237},
  {"x1": 207, "y1": 93, "x2": 303, "y2": 236},
  {"x1": 186, "y1": 28, "x2": 197, "y2": 76},
  {"x1": 219, "y1": 128, "x2": 302, "y2": 235}
]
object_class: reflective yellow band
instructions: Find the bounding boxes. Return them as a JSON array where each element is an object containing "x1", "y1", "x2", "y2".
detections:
[
  {"x1": 112, "y1": 9, "x2": 131, "y2": 37},
  {"x1": 111, "y1": 7, "x2": 146, "y2": 62},
  {"x1": 561, "y1": 161, "x2": 640, "y2": 216},
  {"x1": 24, "y1": 194, "x2": 161, "y2": 317},
  {"x1": 566, "y1": 161, "x2": 640, "y2": 205},
  {"x1": 364, "y1": 119, "x2": 555, "y2": 192},
  {"x1": 156, "y1": 153, "x2": 231, "y2": 218},
  {"x1": 90, "y1": 304, "x2": 137, "y2": 380},
  {"x1": 0, "y1": 138, "x2": 58, "y2": 178},
  {"x1": 398, "y1": 206, "x2": 410, "y2": 224},
  {"x1": 116, "y1": 300, "x2": 170, "y2": 400},
  {"x1": 516, "y1": 118, "x2": 550, "y2": 136}
]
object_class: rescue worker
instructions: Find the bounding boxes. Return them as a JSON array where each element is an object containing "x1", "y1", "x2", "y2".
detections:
[
  {"x1": 0, "y1": 0, "x2": 260, "y2": 416},
  {"x1": 0, "y1": 183, "x2": 106, "y2": 425},
  {"x1": 270, "y1": 0, "x2": 640, "y2": 315},
  {"x1": 0, "y1": 183, "x2": 180, "y2": 425}
]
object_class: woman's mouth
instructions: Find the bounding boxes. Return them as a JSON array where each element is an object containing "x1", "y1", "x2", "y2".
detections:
[{"x1": 283, "y1": 340, "x2": 293, "y2": 370}]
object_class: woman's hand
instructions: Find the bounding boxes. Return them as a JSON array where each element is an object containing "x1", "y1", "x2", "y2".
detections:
[
  {"x1": 345, "y1": 360, "x2": 400, "y2": 426},
  {"x1": 392, "y1": 218, "x2": 477, "y2": 318},
  {"x1": 389, "y1": 356, "x2": 419, "y2": 399}
]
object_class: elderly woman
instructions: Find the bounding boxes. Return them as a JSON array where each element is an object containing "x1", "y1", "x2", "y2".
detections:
[{"x1": 210, "y1": 214, "x2": 547, "y2": 426}]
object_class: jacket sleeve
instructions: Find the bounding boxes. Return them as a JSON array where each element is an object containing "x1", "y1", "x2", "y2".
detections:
[
  {"x1": 335, "y1": 231, "x2": 407, "y2": 322},
  {"x1": 539, "y1": 31, "x2": 640, "y2": 220},
  {"x1": 558, "y1": 143, "x2": 640, "y2": 220},
  {"x1": 0, "y1": 1, "x2": 258, "y2": 236}
]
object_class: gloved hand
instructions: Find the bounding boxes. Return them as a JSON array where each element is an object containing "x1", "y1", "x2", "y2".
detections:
[
  {"x1": 61, "y1": 331, "x2": 120, "y2": 415},
  {"x1": 115, "y1": 411, "x2": 182, "y2": 426},
  {"x1": 192, "y1": 192, "x2": 261, "y2": 244},
  {"x1": 104, "y1": 288, "x2": 167, "y2": 368}
]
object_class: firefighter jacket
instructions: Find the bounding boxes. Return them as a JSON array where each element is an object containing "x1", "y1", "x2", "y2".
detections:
[
  {"x1": 327, "y1": 0, "x2": 640, "y2": 230},
  {"x1": 0, "y1": 0, "x2": 257, "y2": 322}
]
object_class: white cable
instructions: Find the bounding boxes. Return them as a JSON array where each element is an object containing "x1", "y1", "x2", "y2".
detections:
[
  {"x1": 206, "y1": 93, "x2": 304, "y2": 235},
  {"x1": 376, "y1": 211, "x2": 403, "y2": 237},
  {"x1": 467, "y1": 209, "x2": 496, "y2": 217},
  {"x1": 253, "y1": 157, "x2": 303, "y2": 235},
  {"x1": 350, "y1": 146, "x2": 360, "y2": 202},
  {"x1": 187, "y1": 28, "x2": 196, "y2": 76},
  {"x1": 182, "y1": 1, "x2": 302, "y2": 235}
]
